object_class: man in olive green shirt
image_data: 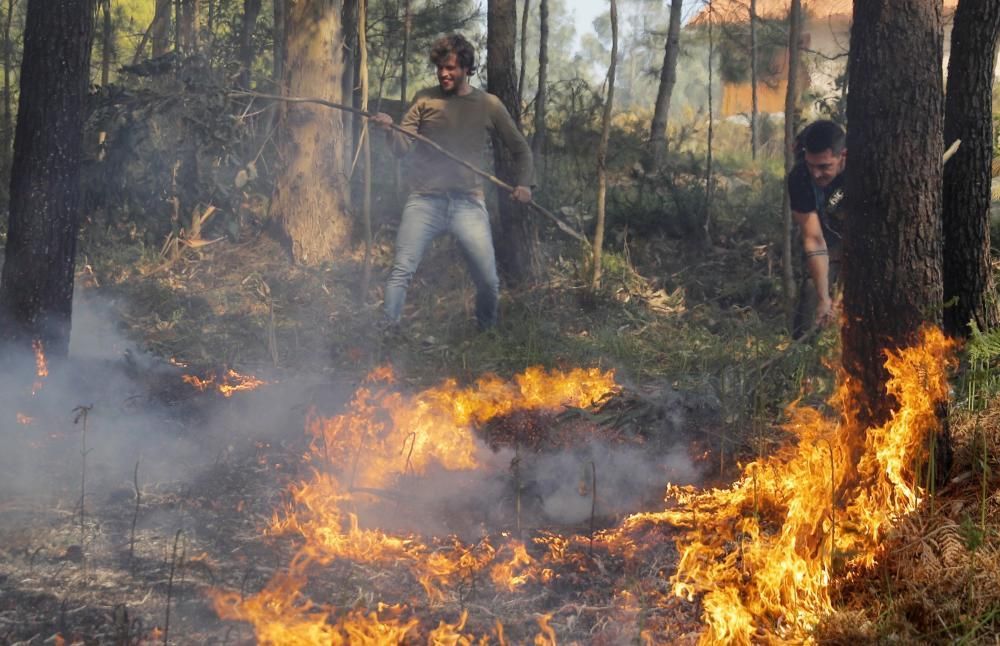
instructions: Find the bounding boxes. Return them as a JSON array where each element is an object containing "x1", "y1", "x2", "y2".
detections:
[{"x1": 371, "y1": 34, "x2": 534, "y2": 331}]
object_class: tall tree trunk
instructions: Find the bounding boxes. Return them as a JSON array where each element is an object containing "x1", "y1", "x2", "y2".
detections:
[
  {"x1": 781, "y1": 0, "x2": 802, "y2": 324},
  {"x1": 179, "y1": 0, "x2": 198, "y2": 53},
  {"x1": 648, "y1": 0, "x2": 682, "y2": 170},
  {"x1": 400, "y1": 0, "x2": 410, "y2": 104},
  {"x1": 238, "y1": 0, "x2": 262, "y2": 89},
  {"x1": 843, "y1": 0, "x2": 944, "y2": 427},
  {"x1": 703, "y1": 0, "x2": 714, "y2": 246},
  {"x1": 152, "y1": 0, "x2": 171, "y2": 57},
  {"x1": 271, "y1": 0, "x2": 350, "y2": 264},
  {"x1": 1, "y1": 0, "x2": 17, "y2": 180},
  {"x1": 517, "y1": 0, "x2": 529, "y2": 109},
  {"x1": 272, "y1": 0, "x2": 284, "y2": 84},
  {"x1": 531, "y1": 0, "x2": 547, "y2": 162},
  {"x1": 0, "y1": 0, "x2": 97, "y2": 357},
  {"x1": 341, "y1": 0, "x2": 358, "y2": 187},
  {"x1": 358, "y1": 0, "x2": 373, "y2": 300},
  {"x1": 591, "y1": 0, "x2": 618, "y2": 290},
  {"x1": 749, "y1": 0, "x2": 758, "y2": 159},
  {"x1": 100, "y1": 0, "x2": 112, "y2": 85},
  {"x1": 488, "y1": 0, "x2": 543, "y2": 285},
  {"x1": 942, "y1": 0, "x2": 1000, "y2": 337}
]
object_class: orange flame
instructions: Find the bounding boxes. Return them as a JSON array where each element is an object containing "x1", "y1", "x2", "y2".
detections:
[
  {"x1": 215, "y1": 364, "x2": 619, "y2": 640},
  {"x1": 622, "y1": 326, "x2": 957, "y2": 643},
  {"x1": 17, "y1": 413, "x2": 35, "y2": 425},
  {"x1": 183, "y1": 368, "x2": 267, "y2": 397},
  {"x1": 31, "y1": 339, "x2": 47, "y2": 395}
]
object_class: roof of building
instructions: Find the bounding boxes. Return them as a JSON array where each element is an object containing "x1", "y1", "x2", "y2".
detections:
[{"x1": 689, "y1": 0, "x2": 960, "y2": 26}]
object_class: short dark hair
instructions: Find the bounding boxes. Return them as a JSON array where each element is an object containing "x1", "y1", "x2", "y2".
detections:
[
  {"x1": 800, "y1": 120, "x2": 846, "y2": 155},
  {"x1": 430, "y1": 34, "x2": 477, "y2": 76}
]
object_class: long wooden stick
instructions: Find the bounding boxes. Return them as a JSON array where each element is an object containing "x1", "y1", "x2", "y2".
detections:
[{"x1": 231, "y1": 89, "x2": 588, "y2": 243}]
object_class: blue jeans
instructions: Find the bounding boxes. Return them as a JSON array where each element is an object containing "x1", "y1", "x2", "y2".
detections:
[{"x1": 384, "y1": 192, "x2": 499, "y2": 328}]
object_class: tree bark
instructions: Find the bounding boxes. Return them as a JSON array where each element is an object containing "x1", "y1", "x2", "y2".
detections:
[
  {"x1": 340, "y1": 0, "x2": 358, "y2": 184},
  {"x1": 531, "y1": 0, "x2": 547, "y2": 162},
  {"x1": 942, "y1": 0, "x2": 1000, "y2": 337},
  {"x1": 272, "y1": 0, "x2": 284, "y2": 84},
  {"x1": 703, "y1": 0, "x2": 714, "y2": 247},
  {"x1": 488, "y1": 0, "x2": 543, "y2": 285},
  {"x1": 400, "y1": 0, "x2": 410, "y2": 104},
  {"x1": 781, "y1": 0, "x2": 801, "y2": 324},
  {"x1": 0, "y1": 0, "x2": 97, "y2": 356},
  {"x1": 517, "y1": 0, "x2": 530, "y2": 109},
  {"x1": 843, "y1": 0, "x2": 944, "y2": 427},
  {"x1": 271, "y1": 0, "x2": 351, "y2": 265},
  {"x1": 179, "y1": 0, "x2": 198, "y2": 53},
  {"x1": 100, "y1": 0, "x2": 112, "y2": 85},
  {"x1": 358, "y1": 0, "x2": 373, "y2": 299},
  {"x1": 238, "y1": 0, "x2": 262, "y2": 89},
  {"x1": 649, "y1": 0, "x2": 682, "y2": 170},
  {"x1": 1, "y1": 0, "x2": 17, "y2": 179},
  {"x1": 152, "y1": 0, "x2": 171, "y2": 57},
  {"x1": 749, "y1": 0, "x2": 758, "y2": 159},
  {"x1": 591, "y1": 0, "x2": 618, "y2": 290}
]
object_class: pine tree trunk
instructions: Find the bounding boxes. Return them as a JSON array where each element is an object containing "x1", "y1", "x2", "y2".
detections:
[
  {"x1": 271, "y1": 0, "x2": 351, "y2": 265},
  {"x1": 649, "y1": 0, "x2": 682, "y2": 170},
  {"x1": 591, "y1": 0, "x2": 618, "y2": 290},
  {"x1": 179, "y1": 0, "x2": 198, "y2": 53},
  {"x1": 781, "y1": 0, "x2": 801, "y2": 324},
  {"x1": 488, "y1": 0, "x2": 543, "y2": 285},
  {"x1": 843, "y1": 0, "x2": 944, "y2": 427},
  {"x1": 703, "y1": 0, "x2": 714, "y2": 246},
  {"x1": 531, "y1": 0, "x2": 547, "y2": 162},
  {"x1": 100, "y1": 0, "x2": 112, "y2": 85},
  {"x1": 0, "y1": 0, "x2": 97, "y2": 356},
  {"x1": 517, "y1": 0, "x2": 529, "y2": 109},
  {"x1": 238, "y1": 0, "x2": 262, "y2": 89},
  {"x1": 272, "y1": 0, "x2": 284, "y2": 83},
  {"x1": 340, "y1": 0, "x2": 358, "y2": 188},
  {"x1": 942, "y1": 0, "x2": 1000, "y2": 337},
  {"x1": 1, "y1": 0, "x2": 17, "y2": 179},
  {"x1": 749, "y1": 0, "x2": 758, "y2": 160},
  {"x1": 152, "y1": 0, "x2": 171, "y2": 57}
]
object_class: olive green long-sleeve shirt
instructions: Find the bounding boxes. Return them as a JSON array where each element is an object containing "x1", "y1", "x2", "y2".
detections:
[{"x1": 388, "y1": 86, "x2": 534, "y2": 195}]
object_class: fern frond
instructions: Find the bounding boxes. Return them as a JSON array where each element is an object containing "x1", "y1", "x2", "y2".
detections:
[{"x1": 966, "y1": 320, "x2": 1000, "y2": 365}]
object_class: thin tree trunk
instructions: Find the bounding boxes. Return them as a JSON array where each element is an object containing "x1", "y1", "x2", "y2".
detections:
[
  {"x1": 531, "y1": 0, "x2": 547, "y2": 162},
  {"x1": 238, "y1": 0, "x2": 262, "y2": 89},
  {"x1": 272, "y1": 0, "x2": 284, "y2": 85},
  {"x1": 781, "y1": 0, "x2": 801, "y2": 325},
  {"x1": 152, "y1": 0, "x2": 171, "y2": 57},
  {"x1": 591, "y1": 0, "x2": 618, "y2": 290},
  {"x1": 342, "y1": 0, "x2": 358, "y2": 160},
  {"x1": 271, "y1": 0, "x2": 351, "y2": 264},
  {"x1": 100, "y1": 0, "x2": 112, "y2": 86},
  {"x1": 843, "y1": 0, "x2": 944, "y2": 428},
  {"x1": 649, "y1": 0, "x2": 682, "y2": 169},
  {"x1": 703, "y1": 0, "x2": 714, "y2": 247},
  {"x1": 517, "y1": 0, "x2": 529, "y2": 109},
  {"x1": 2, "y1": 0, "x2": 16, "y2": 178},
  {"x1": 942, "y1": 0, "x2": 1000, "y2": 337},
  {"x1": 749, "y1": 0, "x2": 758, "y2": 159},
  {"x1": 179, "y1": 0, "x2": 198, "y2": 53},
  {"x1": 358, "y1": 0, "x2": 373, "y2": 300},
  {"x1": 489, "y1": 0, "x2": 544, "y2": 285},
  {"x1": 0, "y1": 0, "x2": 98, "y2": 356},
  {"x1": 400, "y1": 0, "x2": 410, "y2": 103}
]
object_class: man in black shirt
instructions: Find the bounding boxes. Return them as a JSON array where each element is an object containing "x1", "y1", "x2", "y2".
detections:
[{"x1": 788, "y1": 120, "x2": 847, "y2": 337}]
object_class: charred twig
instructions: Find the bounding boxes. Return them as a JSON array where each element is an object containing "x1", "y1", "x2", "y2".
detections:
[
  {"x1": 164, "y1": 529, "x2": 185, "y2": 646},
  {"x1": 229, "y1": 90, "x2": 588, "y2": 244},
  {"x1": 129, "y1": 459, "x2": 142, "y2": 572}
]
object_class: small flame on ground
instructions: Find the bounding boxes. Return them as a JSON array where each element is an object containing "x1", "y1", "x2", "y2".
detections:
[
  {"x1": 16, "y1": 413, "x2": 35, "y2": 425},
  {"x1": 31, "y1": 339, "x2": 47, "y2": 395},
  {"x1": 183, "y1": 368, "x2": 267, "y2": 397}
]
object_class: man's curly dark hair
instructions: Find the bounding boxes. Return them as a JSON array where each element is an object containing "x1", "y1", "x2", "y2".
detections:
[{"x1": 429, "y1": 34, "x2": 477, "y2": 76}]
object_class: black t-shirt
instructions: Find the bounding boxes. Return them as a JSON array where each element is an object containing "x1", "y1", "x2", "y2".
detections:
[{"x1": 787, "y1": 161, "x2": 847, "y2": 253}]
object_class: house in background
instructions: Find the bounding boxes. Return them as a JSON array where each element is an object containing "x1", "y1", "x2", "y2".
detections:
[{"x1": 689, "y1": 0, "x2": 962, "y2": 119}]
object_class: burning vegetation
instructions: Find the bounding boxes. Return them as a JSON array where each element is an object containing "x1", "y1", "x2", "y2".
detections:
[{"x1": 204, "y1": 328, "x2": 961, "y2": 643}]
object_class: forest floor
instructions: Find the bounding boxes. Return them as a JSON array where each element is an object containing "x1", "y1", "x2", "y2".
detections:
[{"x1": 1, "y1": 216, "x2": 999, "y2": 644}]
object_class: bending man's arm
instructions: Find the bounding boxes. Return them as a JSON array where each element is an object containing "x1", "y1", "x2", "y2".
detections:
[
  {"x1": 487, "y1": 96, "x2": 535, "y2": 203},
  {"x1": 794, "y1": 209, "x2": 834, "y2": 326}
]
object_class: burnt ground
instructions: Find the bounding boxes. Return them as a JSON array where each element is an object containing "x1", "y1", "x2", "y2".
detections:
[{"x1": 0, "y1": 354, "x2": 712, "y2": 645}]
